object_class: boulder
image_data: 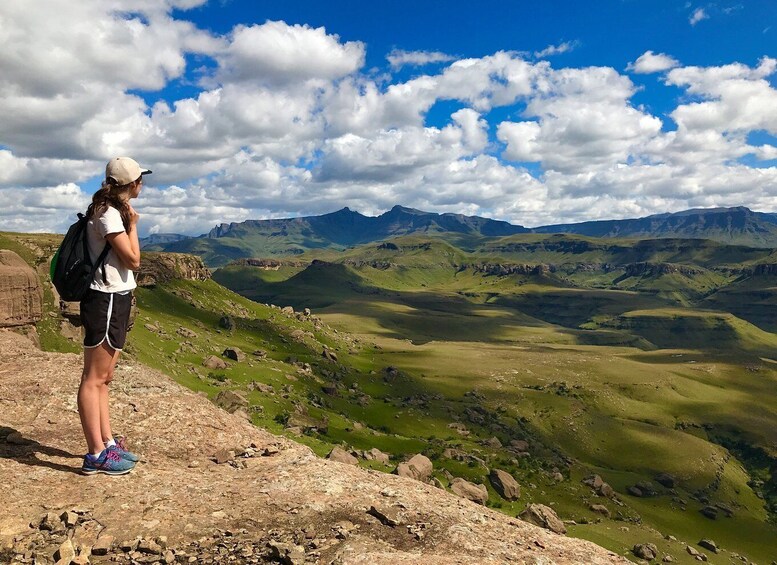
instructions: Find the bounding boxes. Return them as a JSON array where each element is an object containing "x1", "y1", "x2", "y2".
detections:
[
  {"x1": 286, "y1": 413, "x2": 328, "y2": 434},
  {"x1": 364, "y1": 448, "x2": 391, "y2": 465},
  {"x1": 698, "y1": 539, "x2": 718, "y2": 554},
  {"x1": 92, "y1": 535, "x2": 115, "y2": 556},
  {"x1": 326, "y1": 447, "x2": 359, "y2": 465},
  {"x1": 627, "y1": 485, "x2": 644, "y2": 497},
  {"x1": 598, "y1": 483, "x2": 615, "y2": 498},
  {"x1": 582, "y1": 474, "x2": 614, "y2": 498},
  {"x1": 394, "y1": 454, "x2": 433, "y2": 482},
  {"x1": 715, "y1": 502, "x2": 734, "y2": 517},
  {"x1": 489, "y1": 469, "x2": 520, "y2": 500},
  {"x1": 203, "y1": 355, "x2": 228, "y2": 370},
  {"x1": 633, "y1": 543, "x2": 658, "y2": 561},
  {"x1": 582, "y1": 474, "x2": 604, "y2": 489},
  {"x1": 589, "y1": 504, "x2": 611, "y2": 518},
  {"x1": 654, "y1": 472, "x2": 677, "y2": 488},
  {"x1": 327, "y1": 447, "x2": 358, "y2": 466},
  {"x1": 634, "y1": 481, "x2": 658, "y2": 496},
  {"x1": 509, "y1": 439, "x2": 529, "y2": 452},
  {"x1": 484, "y1": 437, "x2": 502, "y2": 449},
  {"x1": 322, "y1": 348, "x2": 338, "y2": 362},
  {"x1": 218, "y1": 315, "x2": 235, "y2": 330},
  {"x1": 223, "y1": 347, "x2": 245, "y2": 362},
  {"x1": 700, "y1": 506, "x2": 718, "y2": 520},
  {"x1": 39, "y1": 511, "x2": 64, "y2": 532},
  {"x1": 519, "y1": 504, "x2": 566, "y2": 535},
  {"x1": 0, "y1": 250, "x2": 42, "y2": 327},
  {"x1": 213, "y1": 390, "x2": 248, "y2": 413},
  {"x1": 54, "y1": 539, "x2": 76, "y2": 563},
  {"x1": 450, "y1": 478, "x2": 488, "y2": 505},
  {"x1": 248, "y1": 381, "x2": 274, "y2": 394},
  {"x1": 177, "y1": 326, "x2": 198, "y2": 339}
]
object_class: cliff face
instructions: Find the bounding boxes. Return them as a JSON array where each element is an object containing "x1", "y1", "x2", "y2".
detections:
[
  {"x1": 0, "y1": 250, "x2": 42, "y2": 327},
  {"x1": 0, "y1": 329, "x2": 626, "y2": 564},
  {"x1": 135, "y1": 252, "x2": 211, "y2": 287}
]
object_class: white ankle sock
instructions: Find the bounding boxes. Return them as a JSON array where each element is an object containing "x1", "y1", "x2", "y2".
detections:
[{"x1": 105, "y1": 438, "x2": 116, "y2": 448}]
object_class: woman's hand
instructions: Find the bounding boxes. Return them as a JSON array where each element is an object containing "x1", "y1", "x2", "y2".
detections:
[{"x1": 128, "y1": 204, "x2": 140, "y2": 227}]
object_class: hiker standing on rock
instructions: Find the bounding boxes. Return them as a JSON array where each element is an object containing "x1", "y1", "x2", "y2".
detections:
[{"x1": 77, "y1": 157, "x2": 149, "y2": 475}]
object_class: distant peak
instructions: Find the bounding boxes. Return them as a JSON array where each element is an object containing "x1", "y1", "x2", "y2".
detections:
[
  {"x1": 388, "y1": 205, "x2": 427, "y2": 215},
  {"x1": 325, "y1": 207, "x2": 358, "y2": 216}
]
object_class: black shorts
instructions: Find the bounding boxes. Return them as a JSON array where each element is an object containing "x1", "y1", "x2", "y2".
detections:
[{"x1": 80, "y1": 290, "x2": 133, "y2": 351}]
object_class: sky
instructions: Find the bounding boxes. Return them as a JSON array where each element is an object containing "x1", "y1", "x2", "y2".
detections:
[{"x1": 0, "y1": 0, "x2": 775, "y2": 236}]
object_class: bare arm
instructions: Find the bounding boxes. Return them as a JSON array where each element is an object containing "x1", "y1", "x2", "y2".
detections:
[{"x1": 106, "y1": 205, "x2": 141, "y2": 270}]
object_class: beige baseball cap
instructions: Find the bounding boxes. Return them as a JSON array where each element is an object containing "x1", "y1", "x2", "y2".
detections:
[{"x1": 105, "y1": 157, "x2": 152, "y2": 186}]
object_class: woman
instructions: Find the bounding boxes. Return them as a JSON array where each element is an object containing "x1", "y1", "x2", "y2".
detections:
[{"x1": 78, "y1": 157, "x2": 150, "y2": 475}]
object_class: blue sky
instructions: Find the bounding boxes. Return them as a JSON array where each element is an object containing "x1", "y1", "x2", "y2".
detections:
[{"x1": 0, "y1": 0, "x2": 775, "y2": 236}]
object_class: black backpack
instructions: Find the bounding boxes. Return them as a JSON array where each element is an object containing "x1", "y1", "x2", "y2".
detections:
[{"x1": 50, "y1": 212, "x2": 111, "y2": 302}]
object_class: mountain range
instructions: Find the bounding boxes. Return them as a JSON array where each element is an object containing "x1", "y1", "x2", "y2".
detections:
[{"x1": 144, "y1": 205, "x2": 777, "y2": 267}]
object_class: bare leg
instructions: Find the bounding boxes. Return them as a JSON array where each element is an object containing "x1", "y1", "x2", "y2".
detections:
[
  {"x1": 78, "y1": 342, "x2": 118, "y2": 454},
  {"x1": 100, "y1": 347, "x2": 120, "y2": 444}
]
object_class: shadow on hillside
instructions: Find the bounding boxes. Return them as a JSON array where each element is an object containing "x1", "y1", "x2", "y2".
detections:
[{"x1": 0, "y1": 426, "x2": 81, "y2": 475}]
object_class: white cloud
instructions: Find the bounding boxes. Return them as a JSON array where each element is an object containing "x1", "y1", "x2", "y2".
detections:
[
  {"x1": 386, "y1": 49, "x2": 456, "y2": 70},
  {"x1": 215, "y1": 21, "x2": 365, "y2": 85},
  {"x1": 658, "y1": 57, "x2": 777, "y2": 166},
  {"x1": 690, "y1": 7, "x2": 708, "y2": 25},
  {"x1": 499, "y1": 66, "x2": 663, "y2": 173},
  {"x1": 627, "y1": 51, "x2": 680, "y2": 74},
  {"x1": 534, "y1": 41, "x2": 579, "y2": 59}
]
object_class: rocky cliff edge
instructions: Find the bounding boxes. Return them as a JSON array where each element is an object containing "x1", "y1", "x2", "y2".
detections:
[{"x1": 0, "y1": 329, "x2": 626, "y2": 564}]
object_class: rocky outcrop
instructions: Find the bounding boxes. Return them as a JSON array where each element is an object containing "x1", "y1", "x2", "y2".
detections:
[
  {"x1": 0, "y1": 330, "x2": 626, "y2": 564},
  {"x1": 751, "y1": 263, "x2": 777, "y2": 276},
  {"x1": 462, "y1": 263, "x2": 551, "y2": 276},
  {"x1": 622, "y1": 262, "x2": 704, "y2": 277},
  {"x1": 228, "y1": 258, "x2": 307, "y2": 269},
  {"x1": 135, "y1": 252, "x2": 211, "y2": 287},
  {"x1": 343, "y1": 259, "x2": 394, "y2": 270},
  {"x1": 0, "y1": 250, "x2": 42, "y2": 328}
]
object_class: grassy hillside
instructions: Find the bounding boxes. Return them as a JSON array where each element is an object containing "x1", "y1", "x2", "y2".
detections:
[{"x1": 4, "y1": 231, "x2": 777, "y2": 564}]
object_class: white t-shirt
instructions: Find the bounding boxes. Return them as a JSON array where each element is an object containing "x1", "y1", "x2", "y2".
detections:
[{"x1": 86, "y1": 205, "x2": 137, "y2": 293}]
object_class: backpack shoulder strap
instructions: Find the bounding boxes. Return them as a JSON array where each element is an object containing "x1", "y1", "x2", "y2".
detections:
[{"x1": 96, "y1": 243, "x2": 111, "y2": 284}]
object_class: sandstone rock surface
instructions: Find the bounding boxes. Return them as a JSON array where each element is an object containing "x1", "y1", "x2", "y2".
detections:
[
  {"x1": 0, "y1": 250, "x2": 42, "y2": 327},
  {"x1": 0, "y1": 329, "x2": 626, "y2": 564},
  {"x1": 135, "y1": 252, "x2": 211, "y2": 287}
]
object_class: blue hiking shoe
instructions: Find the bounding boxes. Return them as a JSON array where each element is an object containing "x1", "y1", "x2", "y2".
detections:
[
  {"x1": 81, "y1": 448, "x2": 135, "y2": 475},
  {"x1": 113, "y1": 436, "x2": 140, "y2": 463}
]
